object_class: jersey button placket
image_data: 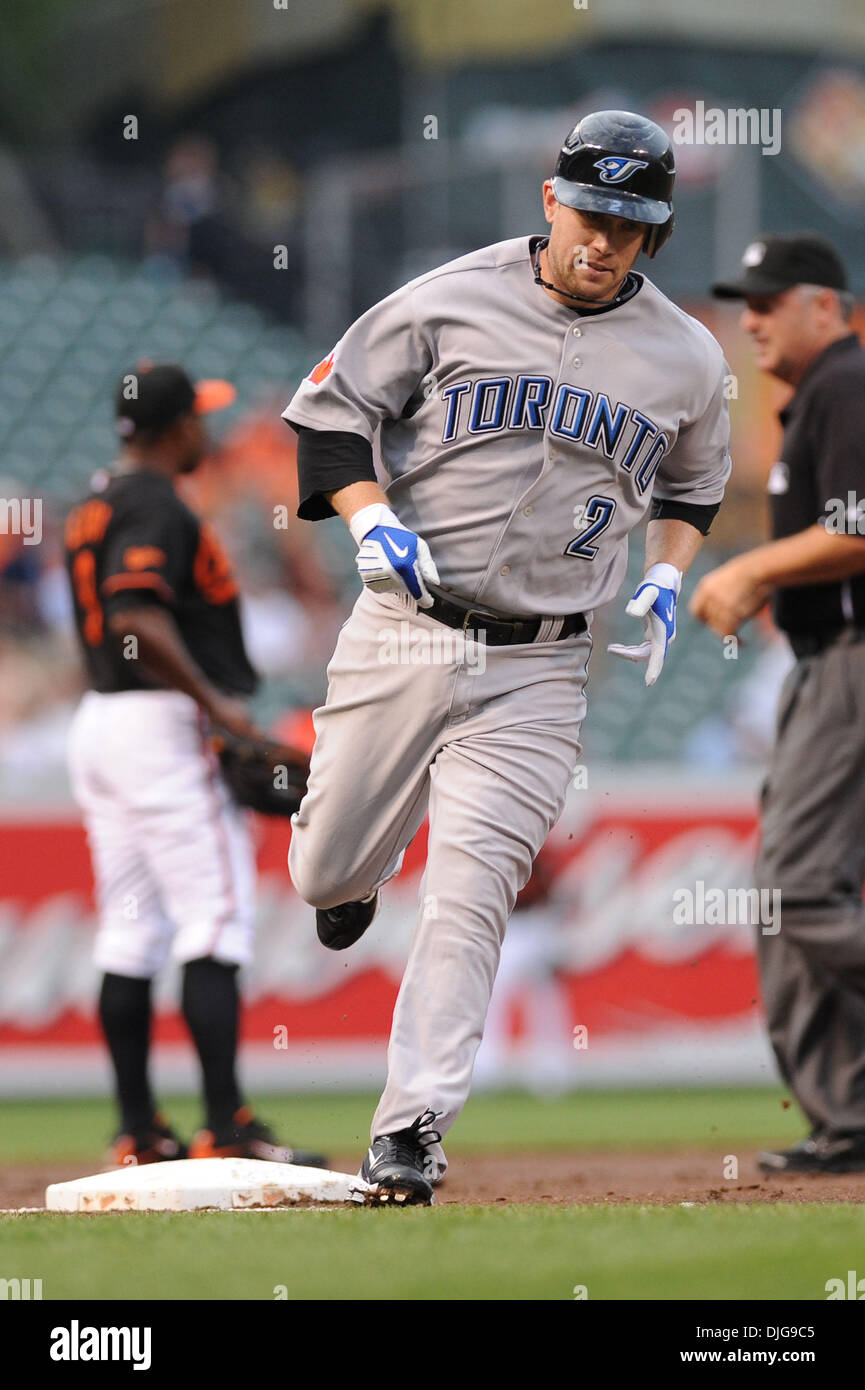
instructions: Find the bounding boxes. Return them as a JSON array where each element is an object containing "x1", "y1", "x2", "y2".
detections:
[{"x1": 549, "y1": 325, "x2": 577, "y2": 473}]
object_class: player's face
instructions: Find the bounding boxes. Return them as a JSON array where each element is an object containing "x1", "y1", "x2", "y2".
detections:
[
  {"x1": 740, "y1": 287, "x2": 835, "y2": 385},
  {"x1": 541, "y1": 182, "x2": 646, "y2": 302},
  {"x1": 176, "y1": 414, "x2": 208, "y2": 473}
]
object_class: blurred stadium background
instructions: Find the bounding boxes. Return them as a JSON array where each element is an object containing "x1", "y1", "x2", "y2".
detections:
[{"x1": 1, "y1": 0, "x2": 863, "y2": 1102}]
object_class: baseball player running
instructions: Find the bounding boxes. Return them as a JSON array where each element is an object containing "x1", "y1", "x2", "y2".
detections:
[
  {"x1": 65, "y1": 363, "x2": 324, "y2": 1169},
  {"x1": 285, "y1": 111, "x2": 732, "y2": 1204}
]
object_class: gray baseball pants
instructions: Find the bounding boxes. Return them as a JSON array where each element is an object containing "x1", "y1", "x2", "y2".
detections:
[
  {"x1": 289, "y1": 586, "x2": 590, "y2": 1173},
  {"x1": 755, "y1": 635, "x2": 865, "y2": 1138}
]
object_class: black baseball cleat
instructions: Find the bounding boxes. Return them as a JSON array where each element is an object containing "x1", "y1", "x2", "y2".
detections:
[
  {"x1": 316, "y1": 890, "x2": 379, "y2": 951},
  {"x1": 758, "y1": 1131, "x2": 865, "y2": 1175},
  {"x1": 360, "y1": 1109, "x2": 442, "y2": 1206},
  {"x1": 189, "y1": 1107, "x2": 328, "y2": 1168},
  {"x1": 104, "y1": 1112, "x2": 188, "y2": 1169}
]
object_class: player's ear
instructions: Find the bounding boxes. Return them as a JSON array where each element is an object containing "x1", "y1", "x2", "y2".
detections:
[
  {"x1": 161, "y1": 417, "x2": 184, "y2": 448},
  {"x1": 166, "y1": 413, "x2": 198, "y2": 457},
  {"x1": 176, "y1": 412, "x2": 200, "y2": 441},
  {"x1": 815, "y1": 286, "x2": 840, "y2": 322},
  {"x1": 541, "y1": 180, "x2": 557, "y2": 225}
]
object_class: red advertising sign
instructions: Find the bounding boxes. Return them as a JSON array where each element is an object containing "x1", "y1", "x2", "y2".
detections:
[{"x1": 0, "y1": 779, "x2": 767, "y2": 1092}]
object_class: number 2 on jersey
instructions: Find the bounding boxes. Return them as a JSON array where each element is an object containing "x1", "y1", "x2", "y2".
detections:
[{"x1": 564, "y1": 495, "x2": 616, "y2": 560}]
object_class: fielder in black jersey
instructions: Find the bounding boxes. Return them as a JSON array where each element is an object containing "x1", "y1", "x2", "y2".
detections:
[
  {"x1": 65, "y1": 363, "x2": 324, "y2": 1169},
  {"x1": 66, "y1": 468, "x2": 257, "y2": 698}
]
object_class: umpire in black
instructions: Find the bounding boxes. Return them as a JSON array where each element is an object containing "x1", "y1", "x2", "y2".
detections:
[{"x1": 691, "y1": 234, "x2": 865, "y2": 1173}]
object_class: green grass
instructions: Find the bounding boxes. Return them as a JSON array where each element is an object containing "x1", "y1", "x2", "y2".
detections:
[
  {"x1": 0, "y1": 1088, "x2": 805, "y2": 1164},
  {"x1": 0, "y1": 1089, "x2": 836, "y2": 1301},
  {"x1": 1, "y1": 1204, "x2": 862, "y2": 1301}
]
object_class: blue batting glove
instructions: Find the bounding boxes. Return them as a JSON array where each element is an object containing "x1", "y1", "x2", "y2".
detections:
[
  {"x1": 607, "y1": 562, "x2": 682, "y2": 686},
  {"x1": 355, "y1": 524, "x2": 440, "y2": 608}
]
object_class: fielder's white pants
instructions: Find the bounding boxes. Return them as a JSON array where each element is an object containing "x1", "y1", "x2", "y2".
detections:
[
  {"x1": 68, "y1": 690, "x2": 256, "y2": 978},
  {"x1": 289, "y1": 588, "x2": 590, "y2": 1173}
]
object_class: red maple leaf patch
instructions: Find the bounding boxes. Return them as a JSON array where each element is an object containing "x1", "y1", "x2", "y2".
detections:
[{"x1": 309, "y1": 352, "x2": 335, "y2": 385}]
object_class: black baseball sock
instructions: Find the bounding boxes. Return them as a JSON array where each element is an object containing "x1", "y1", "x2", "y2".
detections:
[
  {"x1": 98, "y1": 972, "x2": 156, "y2": 1136},
  {"x1": 181, "y1": 956, "x2": 244, "y2": 1135}
]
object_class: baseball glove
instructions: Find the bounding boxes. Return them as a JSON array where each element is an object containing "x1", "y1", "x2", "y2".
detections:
[{"x1": 210, "y1": 728, "x2": 310, "y2": 818}]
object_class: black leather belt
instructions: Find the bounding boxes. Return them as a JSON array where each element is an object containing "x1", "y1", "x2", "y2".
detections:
[
  {"x1": 424, "y1": 584, "x2": 587, "y2": 647},
  {"x1": 788, "y1": 626, "x2": 865, "y2": 659}
]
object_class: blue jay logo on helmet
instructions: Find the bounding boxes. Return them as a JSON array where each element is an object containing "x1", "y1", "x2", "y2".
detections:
[{"x1": 593, "y1": 157, "x2": 650, "y2": 185}]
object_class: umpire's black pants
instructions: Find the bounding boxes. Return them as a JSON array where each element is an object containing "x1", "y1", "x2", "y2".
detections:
[{"x1": 755, "y1": 633, "x2": 865, "y2": 1138}]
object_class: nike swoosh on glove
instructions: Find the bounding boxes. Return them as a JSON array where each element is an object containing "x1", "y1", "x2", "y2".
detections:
[
  {"x1": 607, "y1": 562, "x2": 682, "y2": 686},
  {"x1": 356, "y1": 525, "x2": 440, "y2": 608}
]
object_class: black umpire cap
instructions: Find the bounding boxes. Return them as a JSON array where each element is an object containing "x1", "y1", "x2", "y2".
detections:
[
  {"x1": 114, "y1": 362, "x2": 236, "y2": 438},
  {"x1": 712, "y1": 234, "x2": 849, "y2": 299}
]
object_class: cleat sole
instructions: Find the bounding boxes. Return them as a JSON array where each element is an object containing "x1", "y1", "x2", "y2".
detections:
[{"x1": 364, "y1": 1184, "x2": 433, "y2": 1208}]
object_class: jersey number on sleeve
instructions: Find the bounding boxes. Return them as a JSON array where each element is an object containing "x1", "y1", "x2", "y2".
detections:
[
  {"x1": 71, "y1": 548, "x2": 104, "y2": 645},
  {"x1": 564, "y1": 495, "x2": 617, "y2": 561},
  {"x1": 193, "y1": 524, "x2": 239, "y2": 605}
]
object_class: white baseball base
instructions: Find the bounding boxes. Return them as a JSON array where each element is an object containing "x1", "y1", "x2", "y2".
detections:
[{"x1": 45, "y1": 1158, "x2": 374, "y2": 1212}]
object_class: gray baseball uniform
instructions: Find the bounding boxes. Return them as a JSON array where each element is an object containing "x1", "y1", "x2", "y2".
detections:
[{"x1": 285, "y1": 235, "x2": 731, "y2": 1169}]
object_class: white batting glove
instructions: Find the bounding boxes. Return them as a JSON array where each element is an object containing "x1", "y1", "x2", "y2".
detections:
[
  {"x1": 607, "y1": 562, "x2": 682, "y2": 687},
  {"x1": 350, "y1": 503, "x2": 440, "y2": 609}
]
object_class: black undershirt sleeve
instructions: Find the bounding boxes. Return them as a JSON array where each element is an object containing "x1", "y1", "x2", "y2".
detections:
[
  {"x1": 649, "y1": 498, "x2": 720, "y2": 536},
  {"x1": 291, "y1": 424, "x2": 377, "y2": 520}
]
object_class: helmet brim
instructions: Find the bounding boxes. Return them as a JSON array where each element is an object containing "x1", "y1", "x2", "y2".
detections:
[{"x1": 552, "y1": 176, "x2": 671, "y2": 226}]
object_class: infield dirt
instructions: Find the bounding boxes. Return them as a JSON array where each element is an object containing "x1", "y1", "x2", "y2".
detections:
[{"x1": 4, "y1": 1150, "x2": 865, "y2": 1210}]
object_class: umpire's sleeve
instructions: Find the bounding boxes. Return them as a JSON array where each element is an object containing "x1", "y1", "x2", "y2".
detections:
[{"x1": 814, "y1": 373, "x2": 865, "y2": 528}]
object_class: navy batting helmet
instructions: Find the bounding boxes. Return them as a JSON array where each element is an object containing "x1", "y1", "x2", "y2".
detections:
[{"x1": 552, "y1": 110, "x2": 675, "y2": 258}]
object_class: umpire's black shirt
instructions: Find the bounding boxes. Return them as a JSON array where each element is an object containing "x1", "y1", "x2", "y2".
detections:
[{"x1": 770, "y1": 333, "x2": 865, "y2": 636}]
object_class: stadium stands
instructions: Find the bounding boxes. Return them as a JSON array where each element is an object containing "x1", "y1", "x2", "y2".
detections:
[{"x1": 0, "y1": 254, "x2": 314, "y2": 498}]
